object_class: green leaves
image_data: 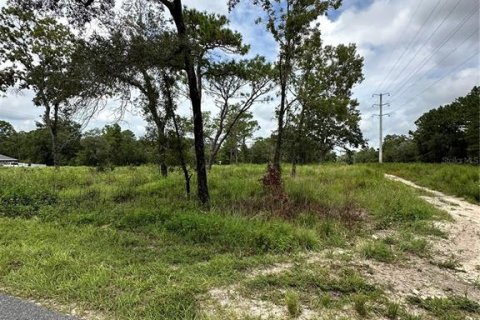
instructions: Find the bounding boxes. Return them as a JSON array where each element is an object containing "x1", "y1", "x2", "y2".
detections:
[
  {"x1": 0, "y1": 5, "x2": 79, "y2": 104},
  {"x1": 287, "y1": 28, "x2": 364, "y2": 157},
  {"x1": 412, "y1": 86, "x2": 480, "y2": 162},
  {"x1": 7, "y1": 0, "x2": 114, "y2": 26},
  {"x1": 230, "y1": 0, "x2": 341, "y2": 45}
]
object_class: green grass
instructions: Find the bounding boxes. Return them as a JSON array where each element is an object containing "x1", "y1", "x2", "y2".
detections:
[
  {"x1": 360, "y1": 239, "x2": 397, "y2": 263},
  {"x1": 285, "y1": 290, "x2": 301, "y2": 317},
  {"x1": 359, "y1": 231, "x2": 430, "y2": 263},
  {"x1": 432, "y1": 254, "x2": 461, "y2": 271},
  {"x1": 377, "y1": 163, "x2": 480, "y2": 204},
  {"x1": 396, "y1": 232, "x2": 429, "y2": 257},
  {"x1": 0, "y1": 164, "x2": 450, "y2": 319},
  {"x1": 242, "y1": 262, "x2": 380, "y2": 313},
  {"x1": 384, "y1": 301, "x2": 401, "y2": 319},
  {"x1": 407, "y1": 295, "x2": 480, "y2": 319},
  {"x1": 352, "y1": 294, "x2": 368, "y2": 317}
]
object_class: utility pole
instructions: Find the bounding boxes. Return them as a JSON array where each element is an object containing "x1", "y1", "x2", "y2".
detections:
[{"x1": 372, "y1": 93, "x2": 390, "y2": 163}]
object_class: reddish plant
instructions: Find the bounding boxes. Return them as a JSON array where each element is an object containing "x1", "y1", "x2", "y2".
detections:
[
  {"x1": 261, "y1": 163, "x2": 293, "y2": 218},
  {"x1": 261, "y1": 163, "x2": 283, "y2": 190}
]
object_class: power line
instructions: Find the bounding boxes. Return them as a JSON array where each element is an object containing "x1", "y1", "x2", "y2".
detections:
[
  {"x1": 393, "y1": 49, "x2": 479, "y2": 110},
  {"x1": 390, "y1": 28, "x2": 479, "y2": 104},
  {"x1": 389, "y1": 4, "x2": 479, "y2": 98},
  {"x1": 373, "y1": 0, "x2": 439, "y2": 93},
  {"x1": 386, "y1": 0, "x2": 463, "y2": 93},
  {"x1": 371, "y1": 0, "x2": 425, "y2": 94}
]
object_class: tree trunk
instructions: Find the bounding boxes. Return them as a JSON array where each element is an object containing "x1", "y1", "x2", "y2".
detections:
[
  {"x1": 319, "y1": 148, "x2": 328, "y2": 164},
  {"x1": 273, "y1": 29, "x2": 293, "y2": 174},
  {"x1": 157, "y1": 134, "x2": 168, "y2": 177},
  {"x1": 167, "y1": 1, "x2": 209, "y2": 204},
  {"x1": 50, "y1": 128, "x2": 59, "y2": 168},
  {"x1": 162, "y1": 72, "x2": 191, "y2": 197},
  {"x1": 291, "y1": 158, "x2": 297, "y2": 177},
  {"x1": 208, "y1": 145, "x2": 219, "y2": 171},
  {"x1": 155, "y1": 122, "x2": 168, "y2": 177},
  {"x1": 160, "y1": 162, "x2": 168, "y2": 176},
  {"x1": 290, "y1": 102, "x2": 306, "y2": 178},
  {"x1": 207, "y1": 154, "x2": 214, "y2": 171},
  {"x1": 172, "y1": 114, "x2": 191, "y2": 197},
  {"x1": 142, "y1": 71, "x2": 168, "y2": 177},
  {"x1": 44, "y1": 104, "x2": 60, "y2": 168},
  {"x1": 273, "y1": 79, "x2": 287, "y2": 172},
  {"x1": 188, "y1": 78, "x2": 208, "y2": 203}
]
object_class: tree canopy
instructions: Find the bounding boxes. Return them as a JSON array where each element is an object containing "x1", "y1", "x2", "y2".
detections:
[{"x1": 412, "y1": 86, "x2": 479, "y2": 163}]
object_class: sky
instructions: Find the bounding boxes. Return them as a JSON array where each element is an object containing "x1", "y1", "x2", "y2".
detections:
[{"x1": 0, "y1": 0, "x2": 479, "y2": 150}]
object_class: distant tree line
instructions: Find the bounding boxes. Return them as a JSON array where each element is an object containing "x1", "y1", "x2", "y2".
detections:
[
  {"x1": 0, "y1": 118, "x2": 337, "y2": 167},
  {"x1": 0, "y1": 120, "x2": 146, "y2": 167},
  {"x1": 353, "y1": 87, "x2": 479, "y2": 164}
]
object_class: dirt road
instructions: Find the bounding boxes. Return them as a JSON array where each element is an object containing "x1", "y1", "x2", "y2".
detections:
[{"x1": 385, "y1": 174, "x2": 480, "y2": 283}]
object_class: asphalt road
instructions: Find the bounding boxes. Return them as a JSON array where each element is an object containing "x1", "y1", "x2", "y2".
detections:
[{"x1": 0, "y1": 294, "x2": 75, "y2": 320}]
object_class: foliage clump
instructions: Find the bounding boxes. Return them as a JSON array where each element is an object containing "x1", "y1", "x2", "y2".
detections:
[
  {"x1": 0, "y1": 190, "x2": 57, "y2": 218},
  {"x1": 261, "y1": 163, "x2": 293, "y2": 218}
]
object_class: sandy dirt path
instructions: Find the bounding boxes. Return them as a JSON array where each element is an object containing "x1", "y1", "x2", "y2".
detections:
[{"x1": 385, "y1": 174, "x2": 480, "y2": 281}]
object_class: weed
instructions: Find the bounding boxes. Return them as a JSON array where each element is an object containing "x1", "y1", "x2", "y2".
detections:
[
  {"x1": 360, "y1": 240, "x2": 396, "y2": 263},
  {"x1": 383, "y1": 236, "x2": 396, "y2": 245},
  {"x1": 0, "y1": 164, "x2": 450, "y2": 319},
  {"x1": 285, "y1": 290, "x2": 301, "y2": 317},
  {"x1": 316, "y1": 219, "x2": 349, "y2": 246},
  {"x1": 0, "y1": 190, "x2": 57, "y2": 218},
  {"x1": 385, "y1": 301, "x2": 400, "y2": 319},
  {"x1": 407, "y1": 295, "x2": 480, "y2": 318},
  {"x1": 433, "y1": 255, "x2": 460, "y2": 270},
  {"x1": 318, "y1": 293, "x2": 332, "y2": 308},
  {"x1": 403, "y1": 221, "x2": 447, "y2": 238},
  {"x1": 261, "y1": 164, "x2": 293, "y2": 218},
  {"x1": 352, "y1": 294, "x2": 368, "y2": 317},
  {"x1": 397, "y1": 232, "x2": 429, "y2": 257}
]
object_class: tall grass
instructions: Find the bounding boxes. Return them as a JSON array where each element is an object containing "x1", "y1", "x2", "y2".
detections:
[
  {"x1": 377, "y1": 163, "x2": 479, "y2": 204},
  {"x1": 0, "y1": 164, "x2": 448, "y2": 319}
]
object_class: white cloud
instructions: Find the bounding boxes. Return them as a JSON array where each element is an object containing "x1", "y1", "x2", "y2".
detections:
[
  {"x1": 317, "y1": 0, "x2": 479, "y2": 148},
  {"x1": 183, "y1": 0, "x2": 228, "y2": 15}
]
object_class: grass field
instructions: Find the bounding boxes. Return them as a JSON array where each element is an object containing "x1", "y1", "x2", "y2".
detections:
[
  {"x1": 378, "y1": 163, "x2": 479, "y2": 204},
  {"x1": 0, "y1": 164, "x2": 478, "y2": 319}
]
